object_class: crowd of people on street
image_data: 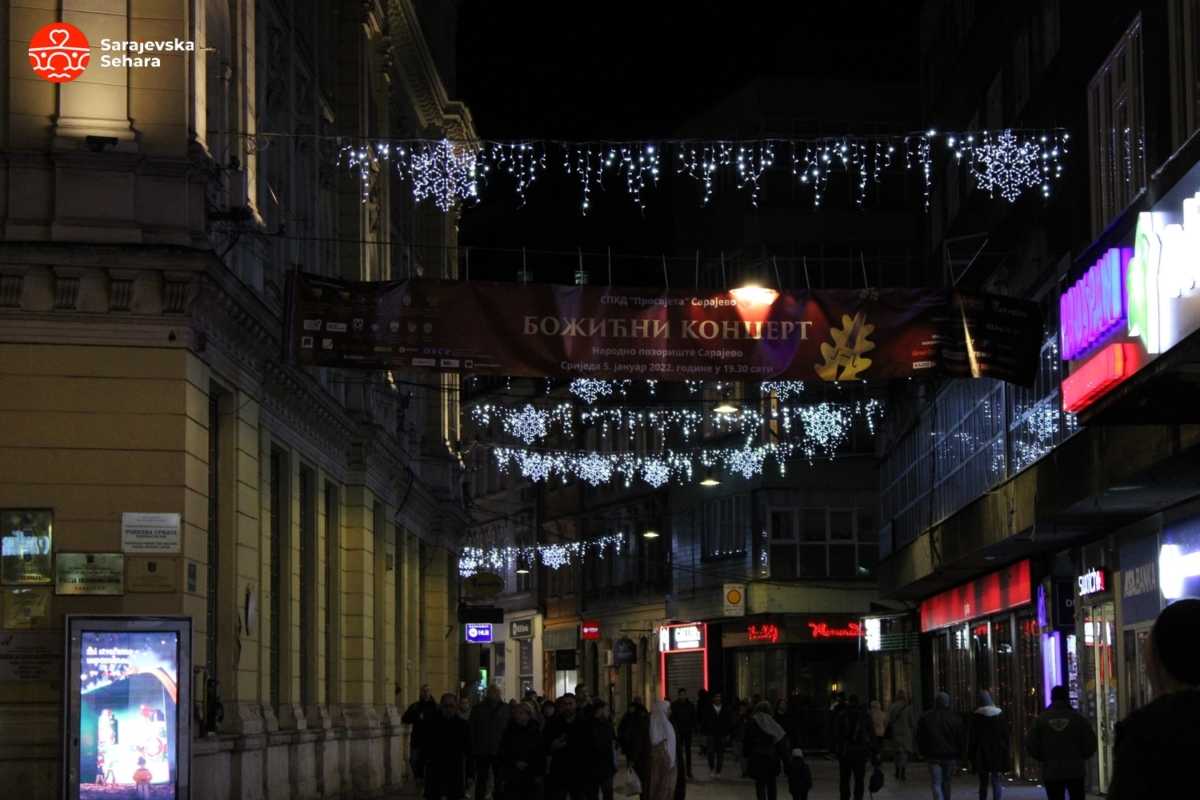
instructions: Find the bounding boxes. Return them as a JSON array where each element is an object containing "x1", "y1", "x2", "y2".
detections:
[{"x1": 399, "y1": 599, "x2": 1200, "y2": 800}]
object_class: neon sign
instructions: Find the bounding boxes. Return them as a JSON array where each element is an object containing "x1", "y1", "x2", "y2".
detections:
[
  {"x1": 1060, "y1": 247, "x2": 1130, "y2": 359},
  {"x1": 581, "y1": 620, "x2": 601, "y2": 640},
  {"x1": 807, "y1": 621, "x2": 862, "y2": 639},
  {"x1": 864, "y1": 618, "x2": 881, "y2": 651},
  {"x1": 1077, "y1": 568, "x2": 1107, "y2": 596},
  {"x1": 747, "y1": 623, "x2": 780, "y2": 643},
  {"x1": 674, "y1": 625, "x2": 702, "y2": 648},
  {"x1": 1061, "y1": 343, "x2": 1139, "y2": 412}
]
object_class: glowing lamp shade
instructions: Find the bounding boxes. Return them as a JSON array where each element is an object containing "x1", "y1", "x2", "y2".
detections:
[
  {"x1": 699, "y1": 469, "x2": 721, "y2": 487},
  {"x1": 1061, "y1": 343, "x2": 1139, "y2": 413},
  {"x1": 729, "y1": 285, "x2": 779, "y2": 306},
  {"x1": 642, "y1": 529, "x2": 660, "y2": 539},
  {"x1": 713, "y1": 402, "x2": 738, "y2": 414}
]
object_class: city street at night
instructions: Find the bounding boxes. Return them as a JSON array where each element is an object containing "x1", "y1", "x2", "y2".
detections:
[{"x1": 5, "y1": 2, "x2": 1200, "y2": 800}]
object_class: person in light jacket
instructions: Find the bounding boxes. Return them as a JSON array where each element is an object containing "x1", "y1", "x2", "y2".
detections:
[
  {"x1": 1027, "y1": 685, "x2": 1096, "y2": 800},
  {"x1": 868, "y1": 700, "x2": 887, "y2": 751},
  {"x1": 886, "y1": 691, "x2": 916, "y2": 782},
  {"x1": 967, "y1": 690, "x2": 1009, "y2": 800}
]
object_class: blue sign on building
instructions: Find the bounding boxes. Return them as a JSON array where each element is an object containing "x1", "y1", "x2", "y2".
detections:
[
  {"x1": 465, "y1": 623, "x2": 493, "y2": 644},
  {"x1": 1121, "y1": 532, "x2": 1161, "y2": 626}
]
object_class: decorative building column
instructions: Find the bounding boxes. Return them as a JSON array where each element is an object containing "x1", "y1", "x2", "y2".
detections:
[{"x1": 55, "y1": 0, "x2": 136, "y2": 148}]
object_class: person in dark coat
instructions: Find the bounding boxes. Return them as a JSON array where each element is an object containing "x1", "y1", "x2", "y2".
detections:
[
  {"x1": 402, "y1": 685, "x2": 439, "y2": 785},
  {"x1": 917, "y1": 692, "x2": 965, "y2": 800},
  {"x1": 499, "y1": 701, "x2": 546, "y2": 800},
  {"x1": 699, "y1": 691, "x2": 734, "y2": 775},
  {"x1": 1027, "y1": 685, "x2": 1096, "y2": 800},
  {"x1": 1108, "y1": 598, "x2": 1200, "y2": 800},
  {"x1": 469, "y1": 686, "x2": 511, "y2": 800},
  {"x1": 424, "y1": 693, "x2": 471, "y2": 800},
  {"x1": 544, "y1": 694, "x2": 582, "y2": 800},
  {"x1": 673, "y1": 715, "x2": 688, "y2": 800},
  {"x1": 670, "y1": 688, "x2": 697, "y2": 779},
  {"x1": 832, "y1": 695, "x2": 874, "y2": 800},
  {"x1": 618, "y1": 695, "x2": 651, "y2": 796},
  {"x1": 590, "y1": 701, "x2": 619, "y2": 800},
  {"x1": 785, "y1": 745, "x2": 812, "y2": 800},
  {"x1": 743, "y1": 701, "x2": 787, "y2": 800},
  {"x1": 967, "y1": 690, "x2": 1009, "y2": 800}
]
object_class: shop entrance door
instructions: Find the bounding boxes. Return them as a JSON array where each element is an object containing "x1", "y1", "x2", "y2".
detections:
[{"x1": 1083, "y1": 602, "x2": 1118, "y2": 792}]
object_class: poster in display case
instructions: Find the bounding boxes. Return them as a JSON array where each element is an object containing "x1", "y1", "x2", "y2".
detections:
[
  {"x1": 63, "y1": 616, "x2": 191, "y2": 800},
  {"x1": 1, "y1": 508, "x2": 53, "y2": 585}
]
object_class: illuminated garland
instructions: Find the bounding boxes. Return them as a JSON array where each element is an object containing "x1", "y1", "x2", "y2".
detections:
[
  {"x1": 458, "y1": 532, "x2": 625, "y2": 577},
  {"x1": 325, "y1": 128, "x2": 1069, "y2": 213}
]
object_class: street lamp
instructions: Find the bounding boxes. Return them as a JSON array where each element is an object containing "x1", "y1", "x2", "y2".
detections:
[
  {"x1": 642, "y1": 529, "x2": 660, "y2": 539},
  {"x1": 700, "y1": 468, "x2": 721, "y2": 487}
]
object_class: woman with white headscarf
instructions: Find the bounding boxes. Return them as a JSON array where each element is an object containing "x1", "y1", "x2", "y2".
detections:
[{"x1": 648, "y1": 699, "x2": 678, "y2": 800}]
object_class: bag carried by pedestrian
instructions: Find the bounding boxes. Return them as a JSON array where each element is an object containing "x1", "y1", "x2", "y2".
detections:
[
  {"x1": 619, "y1": 765, "x2": 642, "y2": 796},
  {"x1": 868, "y1": 763, "x2": 885, "y2": 794}
]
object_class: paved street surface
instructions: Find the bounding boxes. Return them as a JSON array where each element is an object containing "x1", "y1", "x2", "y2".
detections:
[{"x1": 676, "y1": 751, "x2": 1103, "y2": 800}]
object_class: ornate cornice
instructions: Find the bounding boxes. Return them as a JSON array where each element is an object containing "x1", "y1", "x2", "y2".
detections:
[{"x1": 386, "y1": 0, "x2": 478, "y2": 140}]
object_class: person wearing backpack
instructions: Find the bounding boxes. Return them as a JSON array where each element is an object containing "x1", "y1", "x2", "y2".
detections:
[
  {"x1": 743, "y1": 701, "x2": 788, "y2": 800},
  {"x1": 832, "y1": 695, "x2": 874, "y2": 800}
]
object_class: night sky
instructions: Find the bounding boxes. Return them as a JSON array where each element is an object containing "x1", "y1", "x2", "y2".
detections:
[{"x1": 455, "y1": 2, "x2": 921, "y2": 283}]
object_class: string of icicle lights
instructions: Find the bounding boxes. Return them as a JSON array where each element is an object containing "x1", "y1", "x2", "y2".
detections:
[
  {"x1": 459, "y1": 532, "x2": 625, "y2": 577},
  {"x1": 328, "y1": 128, "x2": 1068, "y2": 212}
]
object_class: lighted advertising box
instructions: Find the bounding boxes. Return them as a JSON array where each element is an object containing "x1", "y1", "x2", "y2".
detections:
[{"x1": 63, "y1": 616, "x2": 191, "y2": 800}]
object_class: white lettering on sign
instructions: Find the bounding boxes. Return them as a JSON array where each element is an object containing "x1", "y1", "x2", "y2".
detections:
[
  {"x1": 1078, "y1": 569, "x2": 1107, "y2": 596},
  {"x1": 1123, "y1": 562, "x2": 1158, "y2": 597},
  {"x1": 121, "y1": 512, "x2": 181, "y2": 554},
  {"x1": 673, "y1": 625, "x2": 702, "y2": 648}
]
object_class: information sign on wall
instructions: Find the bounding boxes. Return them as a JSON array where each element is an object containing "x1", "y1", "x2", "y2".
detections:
[
  {"x1": 55, "y1": 553, "x2": 124, "y2": 596},
  {"x1": 121, "y1": 513, "x2": 181, "y2": 554}
]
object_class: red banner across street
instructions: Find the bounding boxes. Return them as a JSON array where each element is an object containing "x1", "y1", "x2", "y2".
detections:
[{"x1": 286, "y1": 273, "x2": 1044, "y2": 385}]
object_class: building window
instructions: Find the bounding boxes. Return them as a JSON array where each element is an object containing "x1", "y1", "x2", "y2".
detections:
[
  {"x1": 700, "y1": 495, "x2": 749, "y2": 560},
  {"x1": 1089, "y1": 16, "x2": 1147, "y2": 235},
  {"x1": 1169, "y1": 0, "x2": 1200, "y2": 147},
  {"x1": 767, "y1": 507, "x2": 876, "y2": 579},
  {"x1": 298, "y1": 465, "x2": 317, "y2": 706},
  {"x1": 324, "y1": 481, "x2": 339, "y2": 708}
]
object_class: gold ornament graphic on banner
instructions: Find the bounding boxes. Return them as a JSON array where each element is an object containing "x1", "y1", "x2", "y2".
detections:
[{"x1": 815, "y1": 312, "x2": 876, "y2": 380}]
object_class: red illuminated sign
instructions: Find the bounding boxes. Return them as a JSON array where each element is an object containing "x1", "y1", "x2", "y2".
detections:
[
  {"x1": 919, "y1": 559, "x2": 1032, "y2": 632},
  {"x1": 747, "y1": 623, "x2": 780, "y2": 643},
  {"x1": 1061, "y1": 342, "x2": 1139, "y2": 413},
  {"x1": 581, "y1": 620, "x2": 601, "y2": 640},
  {"x1": 807, "y1": 621, "x2": 862, "y2": 639}
]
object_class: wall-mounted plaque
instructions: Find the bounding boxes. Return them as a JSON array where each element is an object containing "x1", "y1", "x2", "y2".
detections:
[
  {"x1": 1, "y1": 587, "x2": 51, "y2": 629},
  {"x1": 0, "y1": 630, "x2": 61, "y2": 681},
  {"x1": 121, "y1": 512, "x2": 181, "y2": 554},
  {"x1": 1, "y1": 509, "x2": 53, "y2": 586},
  {"x1": 55, "y1": 553, "x2": 124, "y2": 596},
  {"x1": 126, "y1": 557, "x2": 180, "y2": 594}
]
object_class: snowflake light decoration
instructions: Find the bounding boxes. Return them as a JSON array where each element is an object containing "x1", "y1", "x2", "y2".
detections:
[
  {"x1": 968, "y1": 129, "x2": 1044, "y2": 203},
  {"x1": 641, "y1": 459, "x2": 671, "y2": 488},
  {"x1": 760, "y1": 380, "x2": 807, "y2": 401},
  {"x1": 506, "y1": 404, "x2": 550, "y2": 444},
  {"x1": 577, "y1": 453, "x2": 614, "y2": 486},
  {"x1": 725, "y1": 445, "x2": 767, "y2": 480},
  {"x1": 410, "y1": 139, "x2": 478, "y2": 211},
  {"x1": 569, "y1": 378, "x2": 614, "y2": 404}
]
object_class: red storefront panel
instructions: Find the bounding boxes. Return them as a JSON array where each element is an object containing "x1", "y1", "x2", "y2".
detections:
[{"x1": 920, "y1": 559, "x2": 1032, "y2": 632}]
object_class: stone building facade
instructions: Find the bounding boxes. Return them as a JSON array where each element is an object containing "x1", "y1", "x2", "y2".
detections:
[{"x1": 1, "y1": 1, "x2": 474, "y2": 797}]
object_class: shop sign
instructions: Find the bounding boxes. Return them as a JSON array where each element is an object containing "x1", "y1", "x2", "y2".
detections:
[
  {"x1": 1060, "y1": 166, "x2": 1200, "y2": 409},
  {"x1": 1160, "y1": 516, "x2": 1200, "y2": 601},
  {"x1": 581, "y1": 620, "x2": 601, "y2": 640},
  {"x1": 807, "y1": 620, "x2": 862, "y2": 639},
  {"x1": 919, "y1": 559, "x2": 1032, "y2": 632},
  {"x1": 864, "y1": 618, "x2": 882, "y2": 651},
  {"x1": 1121, "y1": 533, "x2": 1161, "y2": 625},
  {"x1": 465, "y1": 623, "x2": 493, "y2": 644},
  {"x1": 55, "y1": 553, "x2": 124, "y2": 596},
  {"x1": 747, "y1": 623, "x2": 780, "y2": 643},
  {"x1": 1077, "y1": 568, "x2": 1108, "y2": 596},
  {"x1": 121, "y1": 512, "x2": 181, "y2": 554},
  {"x1": 288, "y1": 272, "x2": 1046, "y2": 385},
  {"x1": 723, "y1": 583, "x2": 745, "y2": 617},
  {"x1": 613, "y1": 637, "x2": 638, "y2": 665},
  {"x1": 1, "y1": 509, "x2": 53, "y2": 586},
  {"x1": 1062, "y1": 343, "x2": 1140, "y2": 413},
  {"x1": 509, "y1": 619, "x2": 533, "y2": 639},
  {"x1": 659, "y1": 622, "x2": 705, "y2": 653}
]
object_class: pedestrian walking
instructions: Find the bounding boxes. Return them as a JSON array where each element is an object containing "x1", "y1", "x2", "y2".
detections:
[
  {"x1": 499, "y1": 701, "x2": 546, "y2": 800},
  {"x1": 967, "y1": 691, "x2": 1009, "y2": 800},
  {"x1": 673, "y1": 714, "x2": 688, "y2": 800},
  {"x1": 868, "y1": 700, "x2": 887, "y2": 752},
  {"x1": 543, "y1": 694, "x2": 581, "y2": 800},
  {"x1": 424, "y1": 693, "x2": 471, "y2": 800},
  {"x1": 589, "y1": 701, "x2": 618, "y2": 800},
  {"x1": 402, "y1": 685, "x2": 439, "y2": 785},
  {"x1": 1026, "y1": 685, "x2": 1096, "y2": 800},
  {"x1": 669, "y1": 688, "x2": 697, "y2": 779},
  {"x1": 832, "y1": 695, "x2": 874, "y2": 800},
  {"x1": 743, "y1": 700, "x2": 788, "y2": 800},
  {"x1": 786, "y1": 746, "x2": 812, "y2": 800},
  {"x1": 648, "y1": 700, "x2": 677, "y2": 800},
  {"x1": 885, "y1": 690, "x2": 916, "y2": 782},
  {"x1": 617, "y1": 695, "x2": 651, "y2": 797},
  {"x1": 469, "y1": 685, "x2": 510, "y2": 800},
  {"x1": 732, "y1": 699, "x2": 750, "y2": 777},
  {"x1": 699, "y1": 691, "x2": 733, "y2": 775},
  {"x1": 1109, "y1": 598, "x2": 1200, "y2": 799},
  {"x1": 917, "y1": 692, "x2": 965, "y2": 800}
]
